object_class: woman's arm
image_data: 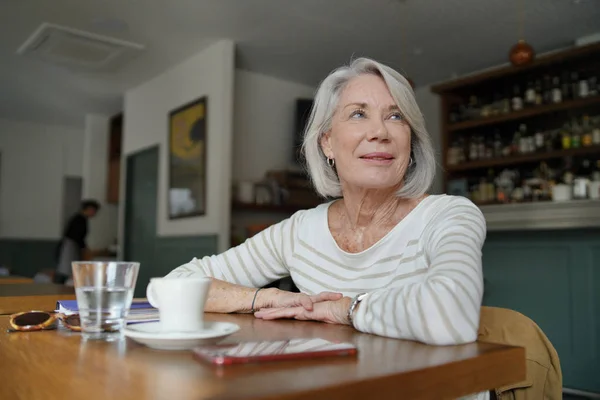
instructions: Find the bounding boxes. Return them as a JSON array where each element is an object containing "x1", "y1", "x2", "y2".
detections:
[
  {"x1": 352, "y1": 198, "x2": 486, "y2": 345},
  {"x1": 148, "y1": 210, "x2": 342, "y2": 313}
]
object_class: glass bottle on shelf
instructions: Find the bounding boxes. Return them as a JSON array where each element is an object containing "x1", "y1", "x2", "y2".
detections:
[
  {"x1": 477, "y1": 135, "x2": 486, "y2": 159},
  {"x1": 493, "y1": 130, "x2": 503, "y2": 158},
  {"x1": 578, "y1": 72, "x2": 589, "y2": 98},
  {"x1": 511, "y1": 130, "x2": 521, "y2": 155},
  {"x1": 485, "y1": 136, "x2": 494, "y2": 159},
  {"x1": 534, "y1": 79, "x2": 543, "y2": 105},
  {"x1": 571, "y1": 72, "x2": 580, "y2": 100},
  {"x1": 592, "y1": 116, "x2": 600, "y2": 146},
  {"x1": 573, "y1": 159, "x2": 591, "y2": 199},
  {"x1": 545, "y1": 129, "x2": 558, "y2": 152},
  {"x1": 582, "y1": 114, "x2": 593, "y2": 147},
  {"x1": 543, "y1": 75, "x2": 552, "y2": 104},
  {"x1": 525, "y1": 78, "x2": 536, "y2": 106},
  {"x1": 490, "y1": 92, "x2": 502, "y2": 116},
  {"x1": 561, "y1": 72, "x2": 571, "y2": 100},
  {"x1": 481, "y1": 96, "x2": 492, "y2": 118},
  {"x1": 502, "y1": 89, "x2": 511, "y2": 114},
  {"x1": 562, "y1": 157, "x2": 574, "y2": 186},
  {"x1": 518, "y1": 124, "x2": 529, "y2": 154},
  {"x1": 469, "y1": 136, "x2": 478, "y2": 161},
  {"x1": 551, "y1": 76, "x2": 562, "y2": 104},
  {"x1": 511, "y1": 85, "x2": 523, "y2": 111},
  {"x1": 467, "y1": 95, "x2": 480, "y2": 120},
  {"x1": 561, "y1": 123, "x2": 572, "y2": 149},
  {"x1": 571, "y1": 117, "x2": 582, "y2": 149},
  {"x1": 535, "y1": 129, "x2": 545, "y2": 152}
]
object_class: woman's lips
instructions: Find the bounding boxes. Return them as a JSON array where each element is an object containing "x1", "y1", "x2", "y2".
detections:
[{"x1": 360, "y1": 153, "x2": 394, "y2": 164}]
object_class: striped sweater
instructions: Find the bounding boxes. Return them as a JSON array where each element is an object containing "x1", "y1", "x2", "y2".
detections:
[{"x1": 163, "y1": 194, "x2": 486, "y2": 346}]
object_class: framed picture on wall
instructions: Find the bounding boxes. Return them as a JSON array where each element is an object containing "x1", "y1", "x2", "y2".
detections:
[{"x1": 168, "y1": 96, "x2": 208, "y2": 219}]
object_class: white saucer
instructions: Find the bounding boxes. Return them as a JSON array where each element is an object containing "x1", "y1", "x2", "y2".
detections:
[{"x1": 124, "y1": 321, "x2": 240, "y2": 351}]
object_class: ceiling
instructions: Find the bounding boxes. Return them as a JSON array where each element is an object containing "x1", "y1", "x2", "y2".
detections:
[{"x1": 0, "y1": 0, "x2": 599, "y2": 127}]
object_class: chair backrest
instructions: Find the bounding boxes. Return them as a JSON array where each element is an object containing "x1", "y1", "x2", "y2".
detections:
[{"x1": 478, "y1": 306, "x2": 562, "y2": 400}]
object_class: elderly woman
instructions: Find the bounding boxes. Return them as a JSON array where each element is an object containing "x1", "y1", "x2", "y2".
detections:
[{"x1": 150, "y1": 57, "x2": 485, "y2": 347}]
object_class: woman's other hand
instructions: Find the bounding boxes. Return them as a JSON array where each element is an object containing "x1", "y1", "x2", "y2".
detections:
[
  {"x1": 254, "y1": 296, "x2": 353, "y2": 325},
  {"x1": 256, "y1": 289, "x2": 343, "y2": 312}
]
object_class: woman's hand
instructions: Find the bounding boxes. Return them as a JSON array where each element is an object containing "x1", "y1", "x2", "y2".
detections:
[
  {"x1": 256, "y1": 288, "x2": 343, "y2": 311},
  {"x1": 254, "y1": 296, "x2": 353, "y2": 325}
]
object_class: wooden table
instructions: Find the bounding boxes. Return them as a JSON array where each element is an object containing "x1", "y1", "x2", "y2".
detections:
[
  {"x1": 0, "y1": 313, "x2": 525, "y2": 400},
  {"x1": 0, "y1": 275, "x2": 34, "y2": 284},
  {"x1": 0, "y1": 283, "x2": 75, "y2": 315}
]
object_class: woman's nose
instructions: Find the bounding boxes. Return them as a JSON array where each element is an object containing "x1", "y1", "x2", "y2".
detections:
[{"x1": 366, "y1": 119, "x2": 390, "y2": 141}]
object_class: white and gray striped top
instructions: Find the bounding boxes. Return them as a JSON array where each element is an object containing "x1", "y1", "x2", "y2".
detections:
[{"x1": 164, "y1": 194, "x2": 486, "y2": 346}]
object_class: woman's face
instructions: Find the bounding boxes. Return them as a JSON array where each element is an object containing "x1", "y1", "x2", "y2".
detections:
[{"x1": 321, "y1": 74, "x2": 412, "y2": 192}]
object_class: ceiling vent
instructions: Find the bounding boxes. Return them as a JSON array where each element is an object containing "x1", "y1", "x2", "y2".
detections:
[{"x1": 16, "y1": 22, "x2": 145, "y2": 72}]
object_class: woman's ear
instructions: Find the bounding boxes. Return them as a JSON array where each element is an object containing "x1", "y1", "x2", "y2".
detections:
[{"x1": 320, "y1": 131, "x2": 333, "y2": 159}]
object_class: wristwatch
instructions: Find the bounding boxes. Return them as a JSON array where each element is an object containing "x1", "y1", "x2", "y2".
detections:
[{"x1": 347, "y1": 292, "x2": 368, "y2": 326}]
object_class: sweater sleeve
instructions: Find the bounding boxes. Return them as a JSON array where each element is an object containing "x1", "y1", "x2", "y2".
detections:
[
  {"x1": 158, "y1": 210, "x2": 305, "y2": 288},
  {"x1": 352, "y1": 197, "x2": 486, "y2": 345}
]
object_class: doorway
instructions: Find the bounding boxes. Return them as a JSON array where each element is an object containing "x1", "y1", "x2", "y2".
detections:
[{"x1": 123, "y1": 146, "x2": 159, "y2": 298}]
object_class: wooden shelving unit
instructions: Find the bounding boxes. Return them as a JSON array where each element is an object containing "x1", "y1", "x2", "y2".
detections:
[{"x1": 431, "y1": 42, "x2": 600, "y2": 206}]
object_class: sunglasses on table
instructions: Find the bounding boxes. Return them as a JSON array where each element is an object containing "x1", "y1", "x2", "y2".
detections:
[{"x1": 8, "y1": 311, "x2": 81, "y2": 333}]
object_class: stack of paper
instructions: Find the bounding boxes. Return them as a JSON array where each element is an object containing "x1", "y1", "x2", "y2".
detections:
[{"x1": 56, "y1": 298, "x2": 159, "y2": 324}]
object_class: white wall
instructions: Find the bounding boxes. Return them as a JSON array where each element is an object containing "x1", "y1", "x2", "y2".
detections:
[
  {"x1": 82, "y1": 114, "x2": 118, "y2": 249},
  {"x1": 0, "y1": 118, "x2": 83, "y2": 239},
  {"x1": 122, "y1": 40, "x2": 235, "y2": 252},
  {"x1": 232, "y1": 70, "x2": 315, "y2": 183},
  {"x1": 414, "y1": 86, "x2": 444, "y2": 194}
]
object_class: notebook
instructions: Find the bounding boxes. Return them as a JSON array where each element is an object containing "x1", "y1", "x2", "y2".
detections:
[{"x1": 56, "y1": 298, "x2": 159, "y2": 324}]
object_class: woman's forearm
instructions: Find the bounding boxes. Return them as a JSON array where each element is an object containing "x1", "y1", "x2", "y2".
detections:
[{"x1": 205, "y1": 278, "x2": 268, "y2": 313}]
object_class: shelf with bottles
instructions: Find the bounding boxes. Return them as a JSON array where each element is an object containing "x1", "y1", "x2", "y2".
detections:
[
  {"x1": 445, "y1": 69, "x2": 600, "y2": 131},
  {"x1": 447, "y1": 113, "x2": 600, "y2": 171},
  {"x1": 447, "y1": 156, "x2": 600, "y2": 207},
  {"x1": 447, "y1": 95, "x2": 600, "y2": 132}
]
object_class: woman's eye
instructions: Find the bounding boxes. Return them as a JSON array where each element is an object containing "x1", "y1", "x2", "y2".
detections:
[
  {"x1": 389, "y1": 112, "x2": 404, "y2": 121},
  {"x1": 350, "y1": 110, "x2": 365, "y2": 119}
]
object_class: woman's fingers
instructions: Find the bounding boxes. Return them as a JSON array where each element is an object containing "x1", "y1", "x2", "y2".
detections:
[
  {"x1": 255, "y1": 307, "x2": 304, "y2": 320},
  {"x1": 267, "y1": 290, "x2": 342, "y2": 311},
  {"x1": 310, "y1": 291, "x2": 343, "y2": 303},
  {"x1": 298, "y1": 293, "x2": 314, "y2": 311}
]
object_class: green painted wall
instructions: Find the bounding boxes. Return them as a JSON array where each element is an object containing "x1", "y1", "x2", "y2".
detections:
[
  {"x1": 482, "y1": 229, "x2": 600, "y2": 393},
  {"x1": 132, "y1": 234, "x2": 218, "y2": 298},
  {"x1": 0, "y1": 239, "x2": 57, "y2": 277},
  {"x1": 0, "y1": 236, "x2": 217, "y2": 293}
]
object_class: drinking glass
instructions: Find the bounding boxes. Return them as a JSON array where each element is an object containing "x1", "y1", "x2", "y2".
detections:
[{"x1": 71, "y1": 261, "x2": 140, "y2": 341}]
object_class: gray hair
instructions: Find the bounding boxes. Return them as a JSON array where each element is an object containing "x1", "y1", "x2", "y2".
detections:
[{"x1": 301, "y1": 57, "x2": 436, "y2": 199}]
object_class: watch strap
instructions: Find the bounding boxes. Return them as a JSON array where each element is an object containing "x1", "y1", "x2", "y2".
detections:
[{"x1": 347, "y1": 292, "x2": 367, "y2": 327}]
